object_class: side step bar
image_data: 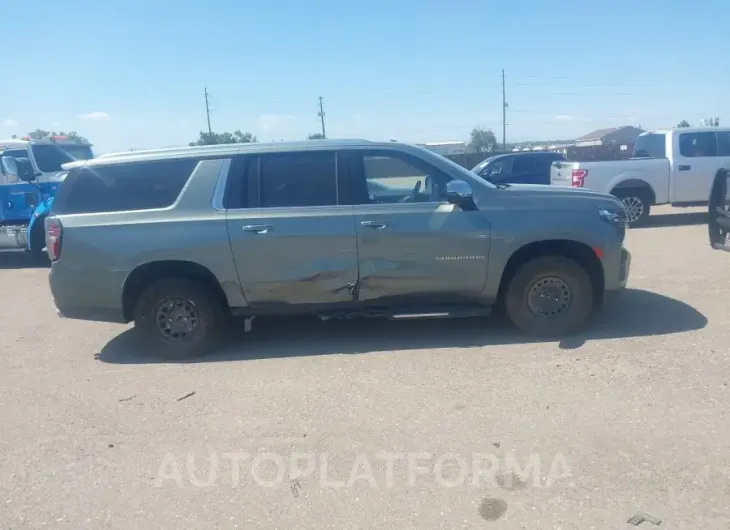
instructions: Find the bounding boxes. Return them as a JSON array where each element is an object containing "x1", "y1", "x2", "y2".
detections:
[{"x1": 319, "y1": 306, "x2": 491, "y2": 321}]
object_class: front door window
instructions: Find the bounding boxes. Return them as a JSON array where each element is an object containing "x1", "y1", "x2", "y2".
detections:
[{"x1": 360, "y1": 151, "x2": 452, "y2": 204}]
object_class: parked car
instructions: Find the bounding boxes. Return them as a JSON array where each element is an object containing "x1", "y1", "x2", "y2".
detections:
[
  {"x1": 708, "y1": 163, "x2": 730, "y2": 251},
  {"x1": 551, "y1": 127, "x2": 730, "y2": 226},
  {"x1": 472, "y1": 151, "x2": 567, "y2": 185},
  {"x1": 47, "y1": 140, "x2": 631, "y2": 359}
]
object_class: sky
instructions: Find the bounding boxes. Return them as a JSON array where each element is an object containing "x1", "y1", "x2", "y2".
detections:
[{"x1": 2, "y1": 0, "x2": 728, "y2": 154}]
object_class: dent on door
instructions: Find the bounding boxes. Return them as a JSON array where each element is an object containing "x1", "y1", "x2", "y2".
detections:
[
  {"x1": 229, "y1": 208, "x2": 360, "y2": 307},
  {"x1": 355, "y1": 203, "x2": 491, "y2": 301}
]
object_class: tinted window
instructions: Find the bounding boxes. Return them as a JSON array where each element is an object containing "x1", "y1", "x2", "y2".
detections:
[
  {"x1": 471, "y1": 156, "x2": 497, "y2": 174},
  {"x1": 536, "y1": 153, "x2": 563, "y2": 170},
  {"x1": 632, "y1": 133, "x2": 667, "y2": 158},
  {"x1": 53, "y1": 158, "x2": 197, "y2": 214},
  {"x1": 679, "y1": 132, "x2": 718, "y2": 158},
  {"x1": 512, "y1": 156, "x2": 536, "y2": 173},
  {"x1": 259, "y1": 151, "x2": 337, "y2": 208},
  {"x1": 2, "y1": 148, "x2": 30, "y2": 159},
  {"x1": 717, "y1": 131, "x2": 730, "y2": 156},
  {"x1": 484, "y1": 157, "x2": 511, "y2": 177},
  {"x1": 32, "y1": 144, "x2": 94, "y2": 172}
]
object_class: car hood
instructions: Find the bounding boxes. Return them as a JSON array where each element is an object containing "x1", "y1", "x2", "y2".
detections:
[
  {"x1": 501, "y1": 183, "x2": 608, "y2": 198},
  {"x1": 492, "y1": 183, "x2": 624, "y2": 209}
]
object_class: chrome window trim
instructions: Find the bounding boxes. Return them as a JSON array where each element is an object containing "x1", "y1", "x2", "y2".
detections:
[{"x1": 211, "y1": 158, "x2": 233, "y2": 211}]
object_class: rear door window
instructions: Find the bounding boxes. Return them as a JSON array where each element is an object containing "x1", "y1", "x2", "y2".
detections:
[
  {"x1": 257, "y1": 151, "x2": 338, "y2": 208},
  {"x1": 679, "y1": 132, "x2": 718, "y2": 158},
  {"x1": 512, "y1": 155, "x2": 536, "y2": 174},
  {"x1": 52, "y1": 158, "x2": 198, "y2": 214}
]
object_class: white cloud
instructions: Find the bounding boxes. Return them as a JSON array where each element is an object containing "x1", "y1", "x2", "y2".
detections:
[
  {"x1": 78, "y1": 111, "x2": 111, "y2": 121},
  {"x1": 3, "y1": 118, "x2": 18, "y2": 127},
  {"x1": 553, "y1": 115, "x2": 573, "y2": 122},
  {"x1": 258, "y1": 114, "x2": 295, "y2": 132}
]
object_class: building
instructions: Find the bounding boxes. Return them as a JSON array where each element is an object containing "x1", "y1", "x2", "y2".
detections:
[
  {"x1": 416, "y1": 141, "x2": 467, "y2": 156},
  {"x1": 574, "y1": 126, "x2": 643, "y2": 147}
]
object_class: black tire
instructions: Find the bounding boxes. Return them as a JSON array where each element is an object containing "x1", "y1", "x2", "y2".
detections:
[
  {"x1": 613, "y1": 189, "x2": 651, "y2": 227},
  {"x1": 709, "y1": 170, "x2": 730, "y2": 250},
  {"x1": 505, "y1": 255, "x2": 594, "y2": 337},
  {"x1": 29, "y1": 220, "x2": 50, "y2": 265},
  {"x1": 133, "y1": 278, "x2": 228, "y2": 360}
]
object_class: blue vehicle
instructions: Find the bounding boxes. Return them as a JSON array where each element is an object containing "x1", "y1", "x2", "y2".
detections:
[
  {"x1": 0, "y1": 136, "x2": 94, "y2": 261},
  {"x1": 471, "y1": 151, "x2": 567, "y2": 186}
]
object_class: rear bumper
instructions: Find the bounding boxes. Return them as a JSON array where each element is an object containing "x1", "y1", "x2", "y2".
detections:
[{"x1": 50, "y1": 264, "x2": 128, "y2": 324}]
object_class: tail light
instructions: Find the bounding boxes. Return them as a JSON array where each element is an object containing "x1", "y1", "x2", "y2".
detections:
[
  {"x1": 571, "y1": 169, "x2": 587, "y2": 187},
  {"x1": 45, "y1": 217, "x2": 63, "y2": 261}
]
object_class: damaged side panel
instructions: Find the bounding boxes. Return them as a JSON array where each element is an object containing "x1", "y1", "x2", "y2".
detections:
[{"x1": 226, "y1": 205, "x2": 360, "y2": 307}]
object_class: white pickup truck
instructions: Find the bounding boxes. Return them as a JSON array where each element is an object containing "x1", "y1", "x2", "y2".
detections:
[{"x1": 551, "y1": 127, "x2": 730, "y2": 226}]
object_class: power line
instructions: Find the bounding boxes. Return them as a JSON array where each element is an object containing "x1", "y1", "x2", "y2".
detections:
[
  {"x1": 318, "y1": 96, "x2": 326, "y2": 138},
  {"x1": 204, "y1": 87, "x2": 212, "y2": 135}
]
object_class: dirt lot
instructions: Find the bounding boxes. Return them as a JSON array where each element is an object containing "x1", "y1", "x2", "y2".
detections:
[{"x1": 1, "y1": 206, "x2": 728, "y2": 529}]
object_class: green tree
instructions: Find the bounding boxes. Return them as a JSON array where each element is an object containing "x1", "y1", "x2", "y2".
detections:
[
  {"x1": 27, "y1": 129, "x2": 51, "y2": 141},
  {"x1": 307, "y1": 133, "x2": 325, "y2": 140},
  {"x1": 25, "y1": 129, "x2": 90, "y2": 143},
  {"x1": 189, "y1": 130, "x2": 257, "y2": 146},
  {"x1": 677, "y1": 120, "x2": 691, "y2": 128},
  {"x1": 469, "y1": 128, "x2": 498, "y2": 152},
  {"x1": 63, "y1": 131, "x2": 90, "y2": 144}
]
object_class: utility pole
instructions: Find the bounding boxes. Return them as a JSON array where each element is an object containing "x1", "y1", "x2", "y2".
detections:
[
  {"x1": 501, "y1": 69, "x2": 507, "y2": 151},
  {"x1": 318, "y1": 96, "x2": 326, "y2": 139},
  {"x1": 204, "y1": 87, "x2": 212, "y2": 135}
]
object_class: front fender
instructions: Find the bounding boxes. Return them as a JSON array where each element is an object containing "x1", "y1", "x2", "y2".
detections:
[{"x1": 27, "y1": 198, "x2": 53, "y2": 251}]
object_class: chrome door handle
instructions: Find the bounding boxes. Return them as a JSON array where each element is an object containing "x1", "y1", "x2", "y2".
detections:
[
  {"x1": 242, "y1": 224, "x2": 273, "y2": 234},
  {"x1": 360, "y1": 220, "x2": 388, "y2": 229}
]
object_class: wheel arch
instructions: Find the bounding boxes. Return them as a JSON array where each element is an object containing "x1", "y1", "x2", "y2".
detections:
[
  {"x1": 610, "y1": 179, "x2": 656, "y2": 205},
  {"x1": 122, "y1": 260, "x2": 229, "y2": 322},
  {"x1": 497, "y1": 239, "x2": 605, "y2": 310}
]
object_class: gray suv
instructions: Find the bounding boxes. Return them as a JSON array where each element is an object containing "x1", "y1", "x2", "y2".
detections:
[{"x1": 47, "y1": 140, "x2": 630, "y2": 358}]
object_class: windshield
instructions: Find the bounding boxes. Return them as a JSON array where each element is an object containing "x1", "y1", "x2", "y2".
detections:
[
  {"x1": 31, "y1": 144, "x2": 94, "y2": 173},
  {"x1": 632, "y1": 133, "x2": 666, "y2": 158}
]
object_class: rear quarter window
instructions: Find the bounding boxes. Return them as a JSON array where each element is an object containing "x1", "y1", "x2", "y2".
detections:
[{"x1": 52, "y1": 158, "x2": 198, "y2": 214}]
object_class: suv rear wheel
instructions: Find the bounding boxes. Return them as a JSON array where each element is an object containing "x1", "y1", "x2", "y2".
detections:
[
  {"x1": 505, "y1": 255, "x2": 594, "y2": 337},
  {"x1": 133, "y1": 278, "x2": 227, "y2": 359}
]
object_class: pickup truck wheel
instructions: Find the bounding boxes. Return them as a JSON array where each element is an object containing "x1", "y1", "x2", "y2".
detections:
[
  {"x1": 133, "y1": 278, "x2": 227, "y2": 359},
  {"x1": 614, "y1": 191, "x2": 650, "y2": 227},
  {"x1": 505, "y1": 256, "x2": 593, "y2": 337}
]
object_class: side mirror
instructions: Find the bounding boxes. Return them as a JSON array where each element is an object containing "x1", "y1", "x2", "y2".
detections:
[{"x1": 446, "y1": 180, "x2": 473, "y2": 204}]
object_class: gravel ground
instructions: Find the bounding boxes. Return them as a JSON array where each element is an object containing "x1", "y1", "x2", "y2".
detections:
[{"x1": 1, "y1": 206, "x2": 728, "y2": 529}]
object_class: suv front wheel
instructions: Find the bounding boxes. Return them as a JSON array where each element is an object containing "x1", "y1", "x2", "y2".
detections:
[
  {"x1": 505, "y1": 256, "x2": 594, "y2": 337},
  {"x1": 133, "y1": 278, "x2": 227, "y2": 359}
]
